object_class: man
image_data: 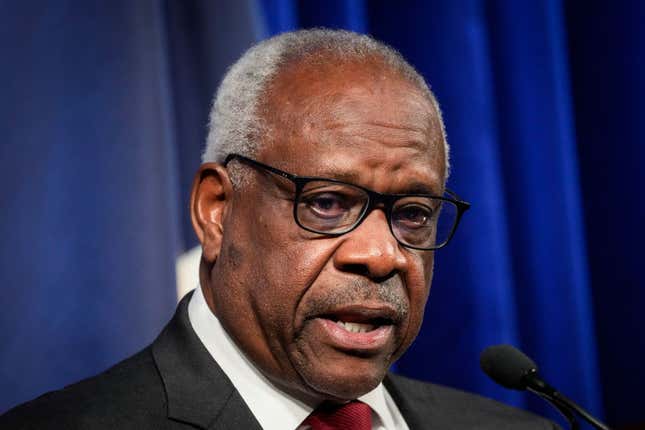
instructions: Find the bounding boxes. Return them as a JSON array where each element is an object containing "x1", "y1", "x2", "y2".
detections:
[{"x1": 1, "y1": 29, "x2": 557, "y2": 429}]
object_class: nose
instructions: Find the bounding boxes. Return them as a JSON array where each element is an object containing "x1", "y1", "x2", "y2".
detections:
[{"x1": 333, "y1": 209, "x2": 408, "y2": 281}]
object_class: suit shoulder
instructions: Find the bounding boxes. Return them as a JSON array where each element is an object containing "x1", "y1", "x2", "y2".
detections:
[
  {"x1": 386, "y1": 373, "x2": 560, "y2": 429},
  {"x1": 1, "y1": 347, "x2": 170, "y2": 429}
]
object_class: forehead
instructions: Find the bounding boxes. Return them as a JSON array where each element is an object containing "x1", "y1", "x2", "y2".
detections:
[{"x1": 258, "y1": 56, "x2": 446, "y2": 192}]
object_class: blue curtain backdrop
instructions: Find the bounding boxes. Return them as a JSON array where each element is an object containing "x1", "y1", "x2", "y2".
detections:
[{"x1": 1, "y1": 1, "x2": 643, "y2": 427}]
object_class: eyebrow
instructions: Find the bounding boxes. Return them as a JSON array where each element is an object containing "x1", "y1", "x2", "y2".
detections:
[
  {"x1": 402, "y1": 182, "x2": 442, "y2": 195},
  {"x1": 314, "y1": 169, "x2": 361, "y2": 184},
  {"x1": 311, "y1": 169, "x2": 443, "y2": 196}
]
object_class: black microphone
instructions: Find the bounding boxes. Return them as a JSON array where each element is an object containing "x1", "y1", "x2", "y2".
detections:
[{"x1": 480, "y1": 344, "x2": 610, "y2": 430}]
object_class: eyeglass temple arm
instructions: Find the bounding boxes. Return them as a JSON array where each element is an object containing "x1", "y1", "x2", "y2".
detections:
[{"x1": 224, "y1": 154, "x2": 297, "y2": 182}]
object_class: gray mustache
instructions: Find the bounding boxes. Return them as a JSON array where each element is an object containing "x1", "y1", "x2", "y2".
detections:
[{"x1": 307, "y1": 277, "x2": 408, "y2": 322}]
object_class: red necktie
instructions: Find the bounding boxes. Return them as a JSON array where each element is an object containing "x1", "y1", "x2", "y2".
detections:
[{"x1": 303, "y1": 400, "x2": 372, "y2": 430}]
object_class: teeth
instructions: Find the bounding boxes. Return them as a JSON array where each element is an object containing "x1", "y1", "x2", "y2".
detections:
[{"x1": 336, "y1": 321, "x2": 375, "y2": 333}]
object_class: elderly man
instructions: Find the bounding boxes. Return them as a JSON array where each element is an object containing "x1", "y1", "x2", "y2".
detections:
[{"x1": 2, "y1": 29, "x2": 557, "y2": 429}]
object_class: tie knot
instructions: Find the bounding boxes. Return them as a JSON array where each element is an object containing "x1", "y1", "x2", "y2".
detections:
[{"x1": 304, "y1": 400, "x2": 372, "y2": 430}]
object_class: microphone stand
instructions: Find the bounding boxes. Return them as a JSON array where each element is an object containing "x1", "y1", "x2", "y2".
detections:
[
  {"x1": 527, "y1": 386, "x2": 579, "y2": 430},
  {"x1": 524, "y1": 370, "x2": 610, "y2": 430},
  {"x1": 551, "y1": 391, "x2": 610, "y2": 430}
]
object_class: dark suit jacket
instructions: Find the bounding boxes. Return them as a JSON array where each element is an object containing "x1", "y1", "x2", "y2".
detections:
[{"x1": 1, "y1": 294, "x2": 558, "y2": 429}]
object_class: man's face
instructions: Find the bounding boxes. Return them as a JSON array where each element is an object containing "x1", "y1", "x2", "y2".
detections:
[{"x1": 202, "y1": 59, "x2": 446, "y2": 403}]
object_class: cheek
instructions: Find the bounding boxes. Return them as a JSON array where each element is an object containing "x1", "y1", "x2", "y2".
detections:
[
  {"x1": 234, "y1": 210, "x2": 334, "y2": 328},
  {"x1": 259, "y1": 241, "x2": 335, "y2": 318},
  {"x1": 403, "y1": 253, "x2": 434, "y2": 338}
]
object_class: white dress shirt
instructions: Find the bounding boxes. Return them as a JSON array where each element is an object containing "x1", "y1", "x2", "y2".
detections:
[{"x1": 188, "y1": 286, "x2": 409, "y2": 430}]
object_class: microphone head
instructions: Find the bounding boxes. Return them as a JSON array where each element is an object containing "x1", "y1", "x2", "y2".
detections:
[{"x1": 480, "y1": 344, "x2": 538, "y2": 390}]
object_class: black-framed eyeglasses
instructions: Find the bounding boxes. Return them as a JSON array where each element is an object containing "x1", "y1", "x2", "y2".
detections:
[{"x1": 224, "y1": 154, "x2": 470, "y2": 250}]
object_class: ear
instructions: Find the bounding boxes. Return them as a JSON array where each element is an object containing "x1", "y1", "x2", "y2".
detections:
[{"x1": 190, "y1": 163, "x2": 234, "y2": 264}]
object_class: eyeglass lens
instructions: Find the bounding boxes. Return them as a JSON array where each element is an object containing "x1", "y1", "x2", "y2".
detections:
[{"x1": 295, "y1": 180, "x2": 458, "y2": 249}]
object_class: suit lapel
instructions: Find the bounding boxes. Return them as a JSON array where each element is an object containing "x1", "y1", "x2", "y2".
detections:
[
  {"x1": 151, "y1": 292, "x2": 262, "y2": 430},
  {"x1": 384, "y1": 373, "x2": 441, "y2": 429}
]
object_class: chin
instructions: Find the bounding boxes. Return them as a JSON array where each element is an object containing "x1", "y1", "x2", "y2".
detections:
[{"x1": 300, "y1": 355, "x2": 391, "y2": 401}]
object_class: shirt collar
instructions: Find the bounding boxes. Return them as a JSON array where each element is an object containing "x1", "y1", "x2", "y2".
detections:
[{"x1": 188, "y1": 285, "x2": 398, "y2": 430}]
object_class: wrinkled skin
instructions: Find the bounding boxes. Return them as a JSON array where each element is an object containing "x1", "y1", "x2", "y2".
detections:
[{"x1": 190, "y1": 56, "x2": 446, "y2": 406}]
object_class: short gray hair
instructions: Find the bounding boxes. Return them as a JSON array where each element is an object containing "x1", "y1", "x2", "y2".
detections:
[{"x1": 202, "y1": 28, "x2": 449, "y2": 174}]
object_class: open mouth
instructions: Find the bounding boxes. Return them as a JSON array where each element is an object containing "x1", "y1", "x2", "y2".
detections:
[
  {"x1": 304, "y1": 306, "x2": 399, "y2": 353},
  {"x1": 322, "y1": 315, "x2": 394, "y2": 334}
]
